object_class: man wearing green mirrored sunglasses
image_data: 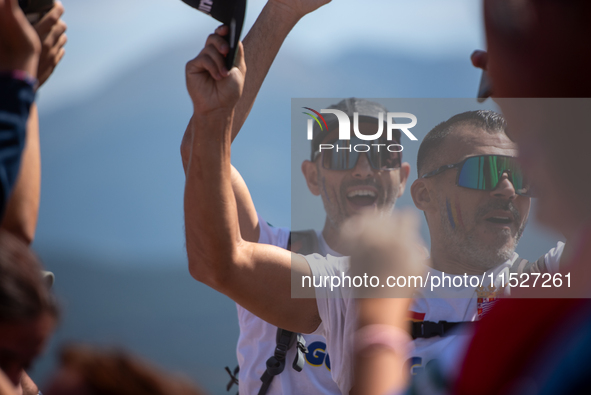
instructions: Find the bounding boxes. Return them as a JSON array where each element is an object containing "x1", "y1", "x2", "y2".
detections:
[
  {"x1": 421, "y1": 154, "x2": 533, "y2": 197},
  {"x1": 413, "y1": 110, "x2": 530, "y2": 274}
]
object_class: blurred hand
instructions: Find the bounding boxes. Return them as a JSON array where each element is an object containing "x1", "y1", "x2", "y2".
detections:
[
  {"x1": 471, "y1": 49, "x2": 488, "y2": 71},
  {"x1": 0, "y1": 0, "x2": 41, "y2": 76},
  {"x1": 0, "y1": 370, "x2": 16, "y2": 395},
  {"x1": 185, "y1": 29, "x2": 246, "y2": 114},
  {"x1": 342, "y1": 210, "x2": 426, "y2": 298},
  {"x1": 18, "y1": 372, "x2": 38, "y2": 395},
  {"x1": 269, "y1": 0, "x2": 331, "y2": 20},
  {"x1": 34, "y1": 1, "x2": 67, "y2": 87}
]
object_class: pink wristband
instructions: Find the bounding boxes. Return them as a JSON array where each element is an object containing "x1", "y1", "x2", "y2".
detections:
[{"x1": 355, "y1": 324, "x2": 413, "y2": 356}]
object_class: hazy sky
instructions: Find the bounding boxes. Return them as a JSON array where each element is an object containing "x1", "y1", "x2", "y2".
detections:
[{"x1": 39, "y1": 0, "x2": 484, "y2": 112}]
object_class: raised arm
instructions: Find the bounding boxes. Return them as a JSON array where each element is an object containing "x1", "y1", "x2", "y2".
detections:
[
  {"x1": 183, "y1": 37, "x2": 320, "y2": 334},
  {"x1": 230, "y1": 165, "x2": 259, "y2": 243},
  {"x1": 0, "y1": 0, "x2": 40, "y2": 220},
  {"x1": 181, "y1": 123, "x2": 259, "y2": 243},
  {"x1": 230, "y1": 0, "x2": 331, "y2": 141},
  {"x1": 181, "y1": 0, "x2": 329, "y2": 242},
  {"x1": 0, "y1": 3, "x2": 67, "y2": 244},
  {"x1": 0, "y1": 103, "x2": 40, "y2": 244}
]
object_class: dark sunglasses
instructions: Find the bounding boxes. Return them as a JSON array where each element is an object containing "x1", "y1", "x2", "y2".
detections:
[
  {"x1": 421, "y1": 154, "x2": 533, "y2": 197},
  {"x1": 313, "y1": 135, "x2": 402, "y2": 171}
]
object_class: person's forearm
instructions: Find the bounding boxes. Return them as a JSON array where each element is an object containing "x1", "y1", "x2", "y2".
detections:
[
  {"x1": 0, "y1": 369, "x2": 16, "y2": 395},
  {"x1": 231, "y1": 2, "x2": 301, "y2": 141},
  {"x1": 230, "y1": 165, "x2": 260, "y2": 243},
  {"x1": 1, "y1": 103, "x2": 40, "y2": 244},
  {"x1": 352, "y1": 298, "x2": 413, "y2": 395},
  {"x1": 19, "y1": 372, "x2": 39, "y2": 395},
  {"x1": 184, "y1": 110, "x2": 243, "y2": 287}
]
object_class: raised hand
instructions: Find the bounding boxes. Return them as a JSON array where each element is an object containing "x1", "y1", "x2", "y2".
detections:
[
  {"x1": 471, "y1": 49, "x2": 488, "y2": 71},
  {"x1": 269, "y1": 0, "x2": 331, "y2": 20},
  {"x1": 0, "y1": 0, "x2": 41, "y2": 77},
  {"x1": 342, "y1": 210, "x2": 426, "y2": 298},
  {"x1": 185, "y1": 28, "x2": 246, "y2": 115},
  {"x1": 33, "y1": 2, "x2": 67, "y2": 87}
]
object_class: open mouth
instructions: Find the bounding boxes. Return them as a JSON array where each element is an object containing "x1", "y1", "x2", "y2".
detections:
[
  {"x1": 346, "y1": 189, "x2": 378, "y2": 207},
  {"x1": 485, "y1": 216, "x2": 513, "y2": 225},
  {"x1": 484, "y1": 210, "x2": 515, "y2": 225}
]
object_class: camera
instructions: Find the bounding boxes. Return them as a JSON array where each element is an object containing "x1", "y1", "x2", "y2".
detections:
[{"x1": 18, "y1": 0, "x2": 54, "y2": 24}]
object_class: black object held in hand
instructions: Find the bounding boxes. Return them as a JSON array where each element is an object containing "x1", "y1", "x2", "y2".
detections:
[
  {"x1": 181, "y1": 0, "x2": 247, "y2": 70},
  {"x1": 18, "y1": 0, "x2": 54, "y2": 24}
]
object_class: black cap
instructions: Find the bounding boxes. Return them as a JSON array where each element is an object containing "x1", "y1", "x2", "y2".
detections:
[
  {"x1": 310, "y1": 98, "x2": 401, "y2": 161},
  {"x1": 182, "y1": 0, "x2": 247, "y2": 69}
]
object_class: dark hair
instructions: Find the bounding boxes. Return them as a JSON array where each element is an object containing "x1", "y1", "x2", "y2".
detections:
[
  {"x1": 0, "y1": 230, "x2": 58, "y2": 322},
  {"x1": 417, "y1": 110, "x2": 507, "y2": 176},
  {"x1": 59, "y1": 344, "x2": 206, "y2": 395}
]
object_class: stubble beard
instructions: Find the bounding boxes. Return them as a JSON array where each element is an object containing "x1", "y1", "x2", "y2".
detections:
[{"x1": 439, "y1": 202, "x2": 525, "y2": 272}]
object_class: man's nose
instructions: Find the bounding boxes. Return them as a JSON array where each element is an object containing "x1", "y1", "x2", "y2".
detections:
[
  {"x1": 491, "y1": 172, "x2": 517, "y2": 200},
  {"x1": 352, "y1": 153, "x2": 374, "y2": 178}
]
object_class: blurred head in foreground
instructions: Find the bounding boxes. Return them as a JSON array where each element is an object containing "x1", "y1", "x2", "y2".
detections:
[
  {"x1": 0, "y1": 230, "x2": 58, "y2": 386},
  {"x1": 484, "y1": 0, "x2": 591, "y2": 235},
  {"x1": 44, "y1": 344, "x2": 206, "y2": 395}
]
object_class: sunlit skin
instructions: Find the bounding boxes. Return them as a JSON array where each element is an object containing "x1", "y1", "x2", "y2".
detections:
[
  {"x1": 412, "y1": 124, "x2": 530, "y2": 274},
  {"x1": 301, "y1": 121, "x2": 411, "y2": 255},
  {"x1": 0, "y1": 312, "x2": 55, "y2": 386}
]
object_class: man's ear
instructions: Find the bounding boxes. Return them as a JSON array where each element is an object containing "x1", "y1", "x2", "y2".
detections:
[
  {"x1": 302, "y1": 160, "x2": 321, "y2": 196},
  {"x1": 396, "y1": 162, "x2": 411, "y2": 198},
  {"x1": 411, "y1": 178, "x2": 432, "y2": 211}
]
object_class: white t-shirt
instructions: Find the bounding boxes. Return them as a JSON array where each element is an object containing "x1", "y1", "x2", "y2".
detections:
[
  {"x1": 236, "y1": 217, "x2": 342, "y2": 395},
  {"x1": 307, "y1": 254, "x2": 356, "y2": 394},
  {"x1": 307, "y1": 246, "x2": 565, "y2": 394},
  {"x1": 407, "y1": 258, "x2": 518, "y2": 376}
]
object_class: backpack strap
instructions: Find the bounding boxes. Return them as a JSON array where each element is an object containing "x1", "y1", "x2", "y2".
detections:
[
  {"x1": 224, "y1": 365, "x2": 239, "y2": 394},
  {"x1": 258, "y1": 329, "x2": 308, "y2": 395},
  {"x1": 529, "y1": 254, "x2": 548, "y2": 274},
  {"x1": 412, "y1": 255, "x2": 549, "y2": 341},
  {"x1": 287, "y1": 229, "x2": 320, "y2": 256},
  {"x1": 510, "y1": 255, "x2": 548, "y2": 275},
  {"x1": 256, "y1": 230, "x2": 319, "y2": 394},
  {"x1": 292, "y1": 333, "x2": 308, "y2": 372},
  {"x1": 411, "y1": 321, "x2": 477, "y2": 339},
  {"x1": 510, "y1": 257, "x2": 529, "y2": 274}
]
